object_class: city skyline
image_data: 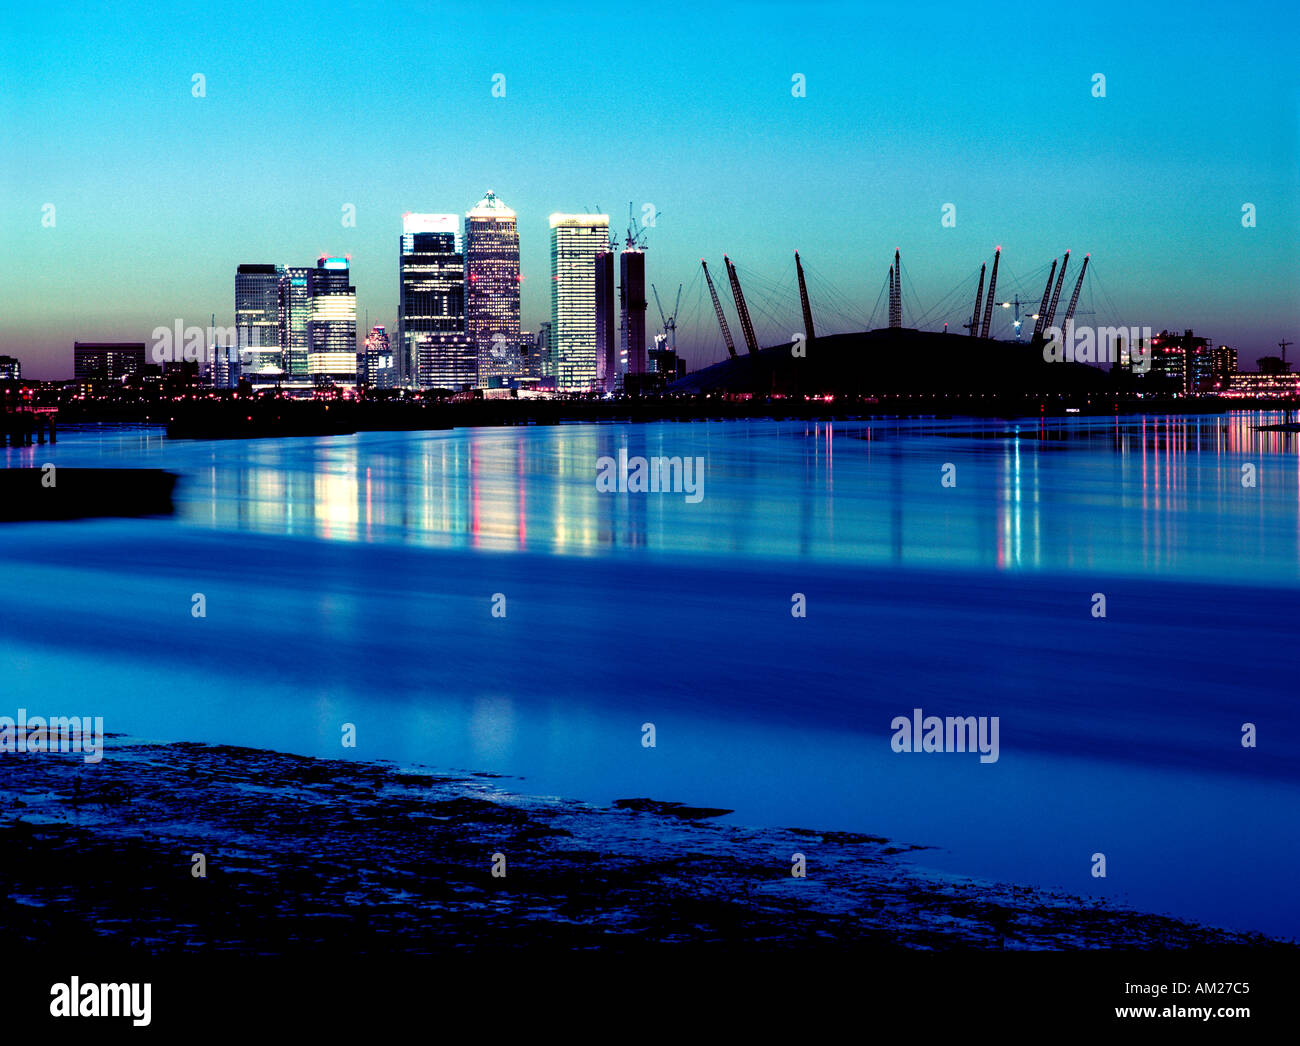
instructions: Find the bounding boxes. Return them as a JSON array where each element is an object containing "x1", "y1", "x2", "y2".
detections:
[{"x1": 4, "y1": 1, "x2": 1297, "y2": 379}]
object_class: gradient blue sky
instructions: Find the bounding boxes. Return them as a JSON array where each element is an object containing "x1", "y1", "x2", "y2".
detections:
[{"x1": 2, "y1": 0, "x2": 1297, "y2": 377}]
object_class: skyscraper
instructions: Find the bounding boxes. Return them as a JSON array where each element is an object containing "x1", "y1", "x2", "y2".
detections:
[
  {"x1": 619, "y1": 248, "x2": 647, "y2": 382},
  {"x1": 361, "y1": 326, "x2": 394, "y2": 389},
  {"x1": 278, "y1": 266, "x2": 311, "y2": 381},
  {"x1": 235, "y1": 264, "x2": 284, "y2": 387},
  {"x1": 398, "y1": 214, "x2": 473, "y2": 390},
  {"x1": 307, "y1": 257, "x2": 357, "y2": 383},
  {"x1": 465, "y1": 192, "x2": 522, "y2": 386},
  {"x1": 594, "y1": 249, "x2": 616, "y2": 392},
  {"x1": 549, "y1": 213, "x2": 609, "y2": 393}
]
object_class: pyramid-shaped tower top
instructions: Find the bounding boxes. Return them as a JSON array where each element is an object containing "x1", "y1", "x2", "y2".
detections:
[{"x1": 467, "y1": 191, "x2": 515, "y2": 219}]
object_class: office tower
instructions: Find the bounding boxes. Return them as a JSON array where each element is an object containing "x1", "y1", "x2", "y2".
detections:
[
  {"x1": 465, "y1": 191, "x2": 522, "y2": 385},
  {"x1": 307, "y1": 257, "x2": 357, "y2": 382},
  {"x1": 235, "y1": 264, "x2": 284, "y2": 385},
  {"x1": 361, "y1": 326, "x2": 394, "y2": 389},
  {"x1": 73, "y1": 343, "x2": 146, "y2": 382},
  {"x1": 549, "y1": 213, "x2": 609, "y2": 393},
  {"x1": 535, "y1": 322, "x2": 553, "y2": 379},
  {"x1": 1149, "y1": 329, "x2": 1212, "y2": 394},
  {"x1": 278, "y1": 266, "x2": 311, "y2": 381},
  {"x1": 398, "y1": 214, "x2": 472, "y2": 389},
  {"x1": 619, "y1": 247, "x2": 647, "y2": 381},
  {"x1": 594, "y1": 250, "x2": 616, "y2": 392},
  {"x1": 0, "y1": 355, "x2": 20, "y2": 381}
]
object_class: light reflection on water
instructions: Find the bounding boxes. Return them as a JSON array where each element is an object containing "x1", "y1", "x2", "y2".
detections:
[{"x1": 11, "y1": 411, "x2": 1299, "y2": 583}]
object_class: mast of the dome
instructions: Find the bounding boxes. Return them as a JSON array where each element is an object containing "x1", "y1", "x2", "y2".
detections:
[
  {"x1": 1061, "y1": 254, "x2": 1090, "y2": 330},
  {"x1": 1043, "y1": 250, "x2": 1071, "y2": 331},
  {"x1": 889, "y1": 249, "x2": 902, "y2": 328},
  {"x1": 724, "y1": 256, "x2": 760, "y2": 355},
  {"x1": 795, "y1": 251, "x2": 815, "y2": 342},
  {"x1": 1032, "y1": 258, "x2": 1058, "y2": 340},
  {"x1": 979, "y1": 246, "x2": 1001, "y2": 340},
  {"x1": 701, "y1": 260, "x2": 737, "y2": 359},
  {"x1": 967, "y1": 264, "x2": 986, "y2": 336}
]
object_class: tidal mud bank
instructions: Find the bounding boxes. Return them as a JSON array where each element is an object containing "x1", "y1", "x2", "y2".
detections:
[{"x1": 0, "y1": 739, "x2": 1285, "y2": 955}]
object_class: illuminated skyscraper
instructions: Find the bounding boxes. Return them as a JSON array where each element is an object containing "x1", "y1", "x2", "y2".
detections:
[
  {"x1": 465, "y1": 192, "x2": 522, "y2": 385},
  {"x1": 549, "y1": 213, "x2": 609, "y2": 393},
  {"x1": 619, "y1": 248, "x2": 647, "y2": 382},
  {"x1": 307, "y1": 257, "x2": 357, "y2": 382},
  {"x1": 235, "y1": 264, "x2": 284, "y2": 386},
  {"x1": 278, "y1": 266, "x2": 311, "y2": 381},
  {"x1": 398, "y1": 214, "x2": 472, "y2": 389},
  {"x1": 361, "y1": 326, "x2": 394, "y2": 389},
  {"x1": 594, "y1": 250, "x2": 616, "y2": 391}
]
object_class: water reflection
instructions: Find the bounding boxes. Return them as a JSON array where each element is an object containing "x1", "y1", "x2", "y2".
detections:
[{"x1": 23, "y1": 412, "x2": 1300, "y2": 585}]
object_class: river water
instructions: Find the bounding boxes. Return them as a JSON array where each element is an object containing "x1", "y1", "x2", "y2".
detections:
[{"x1": 2, "y1": 413, "x2": 1297, "y2": 939}]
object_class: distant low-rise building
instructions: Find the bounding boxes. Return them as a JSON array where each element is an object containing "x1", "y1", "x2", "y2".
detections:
[{"x1": 73, "y1": 343, "x2": 146, "y2": 383}]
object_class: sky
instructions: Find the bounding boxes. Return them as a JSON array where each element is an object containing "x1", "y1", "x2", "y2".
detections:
[{"x1": 2, "y1": 0, "x2": 1298, "y2": 378}]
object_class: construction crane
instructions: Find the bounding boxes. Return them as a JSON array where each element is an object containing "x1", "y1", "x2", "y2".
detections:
[
  {"x1": 701, "y1": 260, "x2": 737, "y2": 359},
  {"x1": 888, "y1": 249, "x2": 902, "y2": 328},
  {"x1": 795, "y1": 251, "x2": 816, "y2": 342},
  {"x1": 979, "y1": 247, "x2": 1001, "y2": 339},
  {"x1": 1031, "y1": 258, "x2": 1058, "y2": 340},
  {"x1": 724, "y1": 255, "x2": 760, "y2": 355},
  {"x1": 966, "y1": 263, "x2": 986, "y2": 336},
  {"x1": 997, "y1": 295, "x2": 1034, "y2": 342},
  {"x1": 1043, "y1": 250, "x2": 1071, "y2": 331},
  {"x1": 651, "y1": 283, "x2": 682, "y2": 353},
  {"x1": 1280, "y1": 338, "x2": 1294, "y2": 368},
  {"x1": 1060, "y1": 254, "x2": 1090, "y2": 330},
  {"x1": 625, "y1": 202, "x2": 651, "y2": 250}
]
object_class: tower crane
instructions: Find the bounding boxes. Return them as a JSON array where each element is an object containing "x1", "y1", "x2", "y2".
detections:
[{"x1": 651, "y1": 283, "x2": 682, "y2": 353}]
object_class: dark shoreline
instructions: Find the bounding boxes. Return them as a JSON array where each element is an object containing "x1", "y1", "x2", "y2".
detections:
[{"x1": 1, "y1": 739, "x2": 1289, "y2": 956}]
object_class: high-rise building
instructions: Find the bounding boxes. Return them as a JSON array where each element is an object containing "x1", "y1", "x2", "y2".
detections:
[
  {"x1": 278, "y1": 266, "x2": 311, "y2": 381},
  {"x1": 594, "y1": 250, "x2": 616, "y2": 392},
  {"x1": 619, "y1": 248, "x2": 647, "y2": 383},
  {"x1": 1211, "y1": 344, "x2": 1238, "y2": 388},
  {"x1": 1149, "y1": 329, "x2": 1212, "y2": 394},
  {"x1": 549, "y1": 213, "x2": 609, "y2": 393},
  {"x1": 307, "y1": 257, "x2": 357, "y2": 383},
  {"x1": 465, "y1": 192, "x2": 522, "y2": 385},
  {"x1": 0, "y1": 355, "x2": 20, "y2": 381},
  {"x1": 398, "y1": 215, "x2": 470, "y2": 389},
  {"x1": 235, "y1": 264, "x2": 284, "y2": 386},
  {"x1": 73, "y1": 343, "x2": 146, "y2": 382},
  {"x1": 416, "y1": 333, "x2": 477, "y2": 391},
  {"x1": 535, "y1": 322, "x2": 553, "y2": 379},
  {"x1": 361, "y1": 326, "x2": 394, "y2": 389}
]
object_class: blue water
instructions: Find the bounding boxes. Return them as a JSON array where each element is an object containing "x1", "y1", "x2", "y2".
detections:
[{"x1": 2, "y1": 414, "x2": 1297, "y2": 940}]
